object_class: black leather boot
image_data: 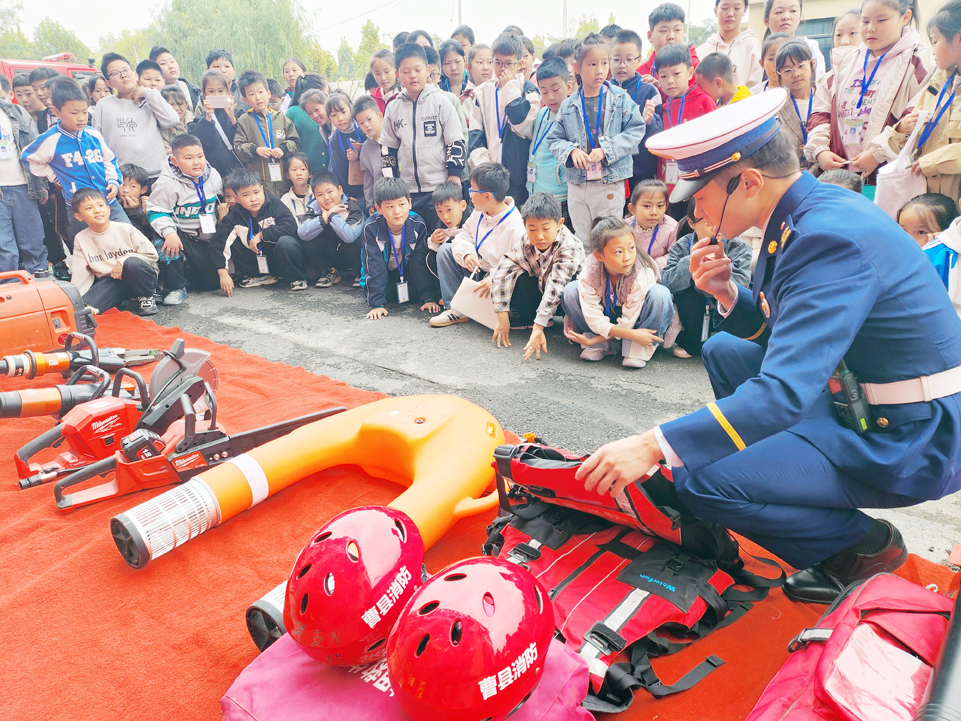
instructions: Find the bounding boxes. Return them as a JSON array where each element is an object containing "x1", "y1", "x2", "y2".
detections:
[{"x1": 783, "y1": 520, "x2": 908, "y2": 604}]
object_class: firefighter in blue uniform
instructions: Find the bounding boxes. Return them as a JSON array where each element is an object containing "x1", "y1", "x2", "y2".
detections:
[{"x1": 577, "y1": 89, "x2": 961, "y2": 603}]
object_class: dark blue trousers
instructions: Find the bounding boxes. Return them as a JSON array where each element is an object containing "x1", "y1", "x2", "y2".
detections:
[{"x1": 672, "y1": 332, "x2": 920, "y2": 569}]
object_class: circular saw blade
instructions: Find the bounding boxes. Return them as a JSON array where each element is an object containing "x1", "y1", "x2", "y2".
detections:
[{"x1": 148, "y1": 349, "x2": 219, "y2": 398}]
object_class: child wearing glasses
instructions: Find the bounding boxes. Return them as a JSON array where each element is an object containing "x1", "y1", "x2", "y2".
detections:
[
  {"x1": 773, "y1": 40, "x2": 817, "y2": 166},
  {"x1": 465, "y1": 33, "x2": 540, "y2": 207},
  {"x1": 92, "y1": 52, "x2": 181, "y2": 184}
]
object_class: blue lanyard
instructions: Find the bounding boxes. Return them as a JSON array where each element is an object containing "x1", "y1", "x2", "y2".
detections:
[
  {"x1": 579, "y1": 86, "x2": 604, "y2": 150},
  {"x1": 247, "y1": 216, "x2": 259, "y2": 244},
  {"x1": 857, "y1": 50, "x2": 888, "y2": 110},
  {"x1": 668, "y1": 94, "x2": 686, "y2": 128},
  {"x1": 917, "y1": 72, "x2": 959, "y2": 151},
  {"x1": 254, "y1": 111, "x2": 274, "y2": 150},
  {"x1": 337, "y1": 123, "x2": 362, "y2": 155},
  {"x1": 389, "y1": 224, "x2": 407, "y2": 280},
  {"x1": 647, "y1": 224, "x2": 659, "y2": 255},
  {"x1": 530, "y1": 108, "x2": 555, "y2": 155},
  {"x1": 604, "y1": 275, "x2": 617, "y2": 317},
  {"x1": 495, "y1": 86, "x2": 509, "y2": 139},
  {"x1": 191, "y1": 177, "x2": 208, "y2": 215},
  {"x1": 474, "y1": 206, "x2": 516, "y2": 254},
  {"x1": 791, "y1": 93, "x2": 813, "y2": 144}
]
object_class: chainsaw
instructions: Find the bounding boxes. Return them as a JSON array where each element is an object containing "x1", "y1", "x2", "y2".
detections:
[
  {"x1": 0, "y1": 333, "x2": 162, "y2": 378},
  {"x1": 15, "y1": 339, "x2": 219, "y2": 488},
  {"x1": 56, "y1": 403, "x2": 346, "y2": 513}
]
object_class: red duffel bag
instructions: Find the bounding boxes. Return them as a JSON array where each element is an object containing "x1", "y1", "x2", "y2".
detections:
[{"x1": 746, "y1": 573, "x2": 955, "y2": 721}]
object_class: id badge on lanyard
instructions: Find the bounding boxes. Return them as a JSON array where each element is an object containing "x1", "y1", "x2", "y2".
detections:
[
  {"x1": 0, "y1": 126, "x2": 14, "y2": 160},
  {"x1": 665, "y1": 160, "x2": 680, "y2": 185},
  {"x1": 392, "y1": 226, "x2": 409, "y2": 303},
  {"x1": 193, "y1": 178, "x2": 216, "y2": 234},
  {"x1": 257, "y1": 253, "x2": 269, "y2": 274},
  {"x1": 268, "y1": 161, "x2": 283, "y2": 183},
  {"x1": 527, "y1": 160, "x2": 536, "y2": 183},
  {"x1": 586, "y1": 162, "x2": 603, "y2": 181}
]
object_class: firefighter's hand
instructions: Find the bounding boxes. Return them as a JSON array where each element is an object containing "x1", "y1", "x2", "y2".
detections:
[{"x1": 576, "y1": 430, "x2": 662, "y2": 497}]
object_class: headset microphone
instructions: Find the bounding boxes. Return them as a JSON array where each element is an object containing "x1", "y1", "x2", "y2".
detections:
[{"x1": 709, "y1": 173, "x2": 741, "y2": 246}]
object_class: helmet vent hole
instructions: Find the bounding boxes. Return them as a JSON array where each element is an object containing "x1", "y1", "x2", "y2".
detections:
[
  {"x1": 296, "y1": 563, "x2": 312, "y2": 580},
  {"x1": 482, "y1": 592, "x2": 495, "y2": 616},
  {"x1": 324, "y1": 573, "x2": 335, "y2": 596},
  {"x1": 511, "y1": 691, "x2": 534, "y2": 715},
  {"x1": 367, "y1": 638, "x2": 386, "y2": 652},
  {"x1": 346, "y1": 541, "x2": 359, "y2": 562},
  {"x1": 418, "y1": 601, "x2": 440, "y2": 615},
  {"x1": 300, "y1": 593, "x2": 309, "y2": 614},
  {"x1": 450, "y1": 620, "x2": 463, "y2": 646},
  {"x1": 534, "y1": 585, "x2": 543, "y2": 613},
  {"x1": 415, "y1": 634, "x2": 430, "y2": 657},
  {"x1": 394, "y1": 519, "x2": 407, "y2": 542},
  {"x1": 313, "y1": 531, "x2": 332, "y2": 544},
  {"x1": 443, "y1": 573, "x2": 467, "y2": 582}
]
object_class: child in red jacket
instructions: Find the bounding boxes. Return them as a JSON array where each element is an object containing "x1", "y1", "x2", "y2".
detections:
[{"x1": 656, "y1": 43, "x2": 715, "y2": 213}]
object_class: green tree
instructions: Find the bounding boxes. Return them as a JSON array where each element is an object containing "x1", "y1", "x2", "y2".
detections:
[
  {"x1": 353, "y1": 20, "x2": 382, "y2": 80},
  {"x1": 336, "y1": 37, "x2": 357, "y2": 81},
  {"x1": 305, "y1": 41, "x2": 337, "y2": 80},
  {"x1": 572, "y1": 14, "x2": 600, "y2": 39},
  {"x1": 607, "y1": 13, "x2": 617, "y2": 26},
  {"x1": 531, "y1": 34, "x2": 549, "y2": 57},
  {"x1": 97, "y1": 28, "x2": 160, "y2": 67},
  {"x1": 33, "y1": 18, "x2": 93, "y2": 62},
  {"x1": 688, "y1": 19, "x2": 718, "y2": 48},
  {"x1": 112, "y1": 0, "x2": 334, "y2": 84},
  {"x1": 0, "y1": 1, "x2": 38, "y2": 60}
]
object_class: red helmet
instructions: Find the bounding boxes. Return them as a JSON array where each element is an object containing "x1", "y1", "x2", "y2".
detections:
[
  {"x1": 283, "y1": 506, "x2": 424, "y2": 666},
  {"x1": 387, "y1": 556, "x2": 555, "y2": 721}
]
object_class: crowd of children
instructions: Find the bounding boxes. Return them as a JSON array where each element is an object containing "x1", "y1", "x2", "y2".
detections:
[{"x1": 3, "y1": 0, "x2": 961, "y2": 368}]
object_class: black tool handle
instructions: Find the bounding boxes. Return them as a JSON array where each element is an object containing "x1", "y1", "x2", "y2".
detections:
[
  {"x1": 63, "y1": 333, "x2": 99, "y2": 370},
  {"x1": 916, "y1": 599, "x2": 961, "y2": 721}
]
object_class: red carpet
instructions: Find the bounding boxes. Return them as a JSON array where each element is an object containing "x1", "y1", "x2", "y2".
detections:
[{"x1": 0, "y1": 311, "x2": 954, "y2": 721}]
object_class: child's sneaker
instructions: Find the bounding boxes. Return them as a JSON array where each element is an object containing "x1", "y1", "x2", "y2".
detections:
[
  {"x1": 352, "y1": 278, "x2": 361, "y2": 287},
  {"x1": 622, "y1": 357, "x2": 647, "y2": 368},
  {"x1": 579, "y1": 342, "x2": 611, "y2": 361},
  {"x1": 138, "y1": 296, "x2": 159, "y2": 316},
  {"x1": 430, "y1": 309, "x2": 469, "y2": 327},
  {"x1": 239, "y1": 275, "x2": 279, "y2": 288},
  {"x1": 52, "y1": 260, "x2": 70, "y2": 280},
  {"x1": 163, "y1": 288, "x2": 188, "y2": 305},
  {"x1": 315, "y1": 272, "x2": 341, "y2": 288},
  {"x1": 290, "y1": 279, "x2": 308, "y2": 291}
]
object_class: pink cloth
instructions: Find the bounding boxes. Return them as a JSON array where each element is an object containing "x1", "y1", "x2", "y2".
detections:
[{"x1": 222, "y1": 636, "x2": 595, "y2": 721}]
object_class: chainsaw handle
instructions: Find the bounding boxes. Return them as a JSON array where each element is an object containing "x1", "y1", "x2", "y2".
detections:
[
  {"x1": 111, "y1": 369, "x2": 148, "y2": 410},
  {"x1": 204, "y1": 382, "x2": 217, "y2": 431},
  {"x1": 15, "y1": 425, "x2": 65, "y2": 487},
  {"x1": 63, "y1": 333, "x2": 99, "y2": 370},
  {"x1": 54, "y1": 455, "x2": 118, "y2": 511},
  {"x1": 65, "y1": 364, "x2": 109, "y2": 391}
]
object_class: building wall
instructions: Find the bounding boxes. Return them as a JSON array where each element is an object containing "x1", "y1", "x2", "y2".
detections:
[{"x1": 746, "y1": 0, "x2": 937, "y2": 69}]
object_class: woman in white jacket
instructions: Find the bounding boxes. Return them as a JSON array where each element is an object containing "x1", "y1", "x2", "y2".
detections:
[
  {"x1": 697, "y1": 0, "x2": 763, "y2": 88},
  {"x1": 762, "y1": 0, "x2": 827, "y2": 77},
  {"x1": 804, "y1": 0, "x2": 934, "y2": 188}
]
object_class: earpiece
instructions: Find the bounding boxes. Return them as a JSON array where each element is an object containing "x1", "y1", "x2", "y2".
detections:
[{"x1": 726, "y1": 174, "x2": 742, "y2": 195}]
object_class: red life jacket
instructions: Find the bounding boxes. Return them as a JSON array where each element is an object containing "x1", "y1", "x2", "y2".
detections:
[
  {"x1": 747, "y1": 573, "x2": 955, "y2": 721},
  {"x1": 492, "y1": 443, "x2": 745, "y2": 564},
  {"x1": 486, "y1": 443, "x2": 784, "y2": 713}
]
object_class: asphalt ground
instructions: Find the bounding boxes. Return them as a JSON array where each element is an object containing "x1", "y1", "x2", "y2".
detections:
[{"x1": 154, "y1": 282, "x2": 961, "y2": 569}]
